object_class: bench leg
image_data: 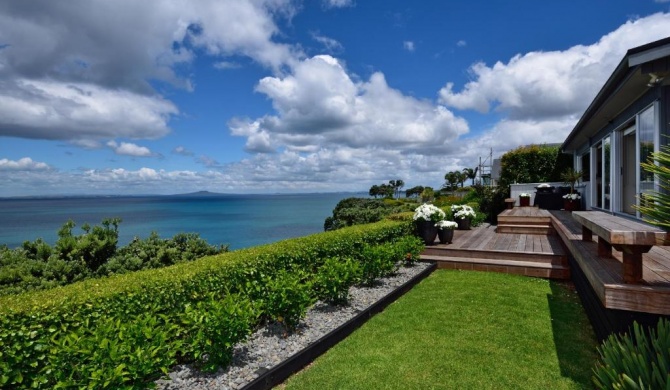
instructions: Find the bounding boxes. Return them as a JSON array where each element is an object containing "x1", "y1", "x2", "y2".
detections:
[
  {"x1": 618, "y1": 245, "x2": 652, "y2": 284},
  {"x1": 597, "y1": 238, "x2": 612, "y2": 257},
  {"x1": 581, "y1": 226, "x2": 592, "y2": 242},
  {"x1": 622, "y1": 251, "x2": 643, "y2": 284}
]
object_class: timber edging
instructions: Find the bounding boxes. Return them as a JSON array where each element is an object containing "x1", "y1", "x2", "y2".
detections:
[{"x1": 243, "y1": 262, "x2": 436, "y2": 390}]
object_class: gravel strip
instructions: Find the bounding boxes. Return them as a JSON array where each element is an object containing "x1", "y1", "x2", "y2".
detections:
[{"x1": 155, "y1": 262, "x2": 431, "y2": 390}]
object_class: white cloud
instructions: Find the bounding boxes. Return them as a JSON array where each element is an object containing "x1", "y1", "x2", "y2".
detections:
[
  {"x1": 311, "y1": 32, "x2": 344, "y2": 54},
  {"x1": 213, "y1": 61, "x2": 241, "y2": 70},
  {"x1": 439, "y1": 13, "x2": 670, "y2": 120},
  {"x1": 457, "y1": 40, "x2": 467, "y2": 47},
  {"x1": 231, "y1": 55, "x2": 469, "y2": 154},
  {"x1": 172, "y1": 146, "x2": 194, "y2": 156},
  {"x1": 0, "y1": 157, "x2": 51, "y2": 171},
  {"x1": 0, "y1": 79, "x2": 177, "y2": 141},
  {"x1": 403, "y1": 41, "x2": 415, "y2": 52},
  {"x1": 107, "y1": 141, "x2": 154, "y2": 157},
  {"x1": 323, "y1": 0, "x2": 354, "y2": 9},
  {"x1": 0, "y1": 0, "x2": 301, "y2": 145}
]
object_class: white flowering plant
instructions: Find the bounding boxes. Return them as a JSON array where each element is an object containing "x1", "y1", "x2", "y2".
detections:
[
  {"x1": 413, "y1": 203, "x2": 446, "y2": 223},
  {"x1": 563, "y1": 193, "x2": 581, "y2": 201},
  {"x1": 451, "y1": 204, "x2": 476, "y2": 220},
  {"x1": 435, "y1": 220, "x2": 458, "y2": 230},
  {"x1": 519, "y1": 193, "x2": 531, "y2": 198}
]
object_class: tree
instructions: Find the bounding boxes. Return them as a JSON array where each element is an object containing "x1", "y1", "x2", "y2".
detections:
[
  {"x1": 420, "y1": 187, "x2": 435, "y2": 202},
  {"x1": 462, "y1": 167, "x2": 479, "y2": 186},
  {"x1": 405, "y1": 186, "x2": 425, "y2": 198},
  {"x1": 389, "y1": 179, "x2": 404, "y2": 199},
  {"x1": 443, "y1": 171, "x2": 460, "y2": 191},
  {"x1": 369, "y1": 184, "x2": 381, "y2": 198},
  {"x1": 498, "y1": 144, "x2": 572, "y2": 193},
  {"x1": 457, "y1": 171, "x2": 467, "y2": 188}
]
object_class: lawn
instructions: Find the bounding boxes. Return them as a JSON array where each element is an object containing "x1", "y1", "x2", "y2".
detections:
[{"x1": 280, "y1": 269, "x2": 598, "y2": 389}]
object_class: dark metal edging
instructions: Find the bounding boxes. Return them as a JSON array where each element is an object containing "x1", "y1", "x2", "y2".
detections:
[{"x1": 242, "y1": 262, "x2": 437, "y2": 390}]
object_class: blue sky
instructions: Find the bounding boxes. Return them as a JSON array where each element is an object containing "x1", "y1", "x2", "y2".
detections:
[{"x1": 1, "y1": 0, "x2": 669, "y2": 196}]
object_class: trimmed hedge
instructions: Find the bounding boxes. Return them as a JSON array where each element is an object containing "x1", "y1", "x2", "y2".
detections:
[{"x1": 0, "y1": 219, "x2": 415, "y2": 389}]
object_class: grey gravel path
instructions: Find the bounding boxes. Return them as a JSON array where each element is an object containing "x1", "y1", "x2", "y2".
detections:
[{"x1": 155, "y1": 262, "x2": 431, "y2": 390}]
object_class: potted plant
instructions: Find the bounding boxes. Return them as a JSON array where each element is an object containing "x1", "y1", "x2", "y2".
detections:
[
  {"x1": 451, "y1": 204, "x2": 476, "y2": 230},
  {"x1": 561, "y1": 168, "x2": 583, "y2": 211},
  {"x1": 519, "y1": 193, "x2": 531, "y2": 207},
  {"x1": 435, "y1": 220, "x2": 458, "y2": 244},
  {"x1": 413, "y1": 204, "x2": 446, "y2": 245}
]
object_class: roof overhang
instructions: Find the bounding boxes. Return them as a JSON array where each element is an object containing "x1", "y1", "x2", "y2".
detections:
[{"x1": 562, "y1": 37, "x2": 670, "y2": 153}]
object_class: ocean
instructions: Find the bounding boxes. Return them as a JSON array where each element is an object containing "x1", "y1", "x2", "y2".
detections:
[{"x1": 0, "y1": 192, "x2": 360, "y2": 250}]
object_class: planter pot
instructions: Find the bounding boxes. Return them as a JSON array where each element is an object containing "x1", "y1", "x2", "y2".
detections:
[
  {"x1": 519, "y1": 196, "x2": 530, "y2": 207},
  {"x1": 563, "y1": 199, "x2": 580, "y2": 212},
  {"x1": 437, "y1": 229, "x2": 454, "y2": 244},
  {"x1": 415, "y1": 220, "x2": 438, "y2": 245},
  {"x1": 456, "y1": 218, "x2": 471, "y2": 230}
]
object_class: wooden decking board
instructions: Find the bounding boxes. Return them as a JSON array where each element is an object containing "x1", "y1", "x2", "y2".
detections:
[
  {"x1": 549, "y1": 210, "x2": 670, "y2": 314},
  {"x1": 421, "y1": 211, "x2": 569, "y2": 280}
]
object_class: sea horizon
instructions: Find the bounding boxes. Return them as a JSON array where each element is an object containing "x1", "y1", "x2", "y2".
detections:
[{"x1": 0, "y1": 192, "x2": 365, "y2": 250}]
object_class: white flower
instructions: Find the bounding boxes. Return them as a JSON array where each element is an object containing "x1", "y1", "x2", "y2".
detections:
[
  {"x1": 413, "y1": 203, "x2": 446, "y2": 222},
  {"x1": 563, "y1": 193, "x2": 581, "y2": 200},
  {"x1": 451, "y1": 204, "x2": 476, "y2": 220},
  {"x1": 537, "y1": 183, "x2": 551, "y2": 188},
  {"x1": 519, "y1": 193, "x2": 531, "y2": 197},
  {"x1": 435, "y1": 220, "x2": 458, "y2": 230}
]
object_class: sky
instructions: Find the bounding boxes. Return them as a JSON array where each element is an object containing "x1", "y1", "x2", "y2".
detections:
[{"x1": 1, "y1": 1, "x2": 670, "y2": 197}]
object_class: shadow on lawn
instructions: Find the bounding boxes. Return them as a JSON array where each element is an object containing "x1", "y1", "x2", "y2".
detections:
[{"x1": 547, "y1": 280, "x2": 599, "y2": 388}]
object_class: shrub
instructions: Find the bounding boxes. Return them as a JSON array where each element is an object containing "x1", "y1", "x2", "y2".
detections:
[
  {"x1": 393, "y1": 236, "x2": 424, "y2": 266},
  {"x1": 0, "y1": 222, "x2": 227, "y2": 296},
  {"x1": 637, "y1": 144, "x2": 670, "y2": 230},
  {"x1": 498, "y1": 144, "x2": 572, "y2": 194},
  {"x1": 0, "y1": 219, "x2": 412, "y2": 388},
  {"x1": 324, "y1": 197, "x2": 409, "y2": 231},
  {"x1": 47, "y1": 312, "x2": 180, "y2": 388},
  {"x1": 593, "y1": 319, "x2": 670, "y2": 389},
  {"x1": 180, "y1": 293, "x2": 258, "y2": 372},
  {"x1": 314, "y1": 257, "x2": 361, "y2": 305},
  {"x1": 359, "y1": 243, "x2": 398, "y2": 286},
  {"x1": 263, "y1": 270, "x2": 316, "y2": 331}
]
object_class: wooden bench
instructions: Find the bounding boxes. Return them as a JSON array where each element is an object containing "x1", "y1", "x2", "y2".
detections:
[{"x1": 572, "y1": 211, "x2": 670, "y2": 284}]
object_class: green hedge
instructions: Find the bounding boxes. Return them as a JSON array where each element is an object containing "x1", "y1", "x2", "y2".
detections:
[{"x1": 0, "y1": 219, "x2": 415, "y2": 389}]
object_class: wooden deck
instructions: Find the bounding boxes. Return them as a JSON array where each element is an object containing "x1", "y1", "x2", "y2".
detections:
[
  {"x1": 421, "y1": 206, "x2": 670, "y2": 315},
  {"x1": 550, "y1": 210, "x2": 670, "y2": 315},
  {"x1": 422, "y1": 220, "x2": 570, "y2": 280}
]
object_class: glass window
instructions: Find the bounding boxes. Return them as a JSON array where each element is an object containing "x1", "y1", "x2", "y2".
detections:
[
  {"x1": 581, "y1": 152, "x2": 590, "y2": 182},
  {"x1": 604, "y1": 136, "x2": 611, "y2": 210}
]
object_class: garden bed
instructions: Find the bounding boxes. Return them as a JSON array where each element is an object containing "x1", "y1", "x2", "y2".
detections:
[{"x1": 155, "y1": 262, "x2": 435, "y2": 390}]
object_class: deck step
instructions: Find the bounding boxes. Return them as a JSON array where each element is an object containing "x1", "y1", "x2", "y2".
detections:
[
  {"x1": 497, "y1": 216, "x2": 552, "y2": 225},
  {"x1": 422, "y1": 246, "x2": 567, "y2": 265},
  {"x1": 421, "y1": 255, "x2": 570, "y2": 280},
  {"x1": 496, "y1": 224, "x2": 555, "y2": 235}
]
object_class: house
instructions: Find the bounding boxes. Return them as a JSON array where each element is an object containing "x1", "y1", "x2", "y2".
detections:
[{"x1": 561, "y1": 37, "x2": 670, "y2": 218}]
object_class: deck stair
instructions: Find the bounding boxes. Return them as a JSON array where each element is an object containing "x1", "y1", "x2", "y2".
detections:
[
  {"x1": 421, "y1": 224, "x2": 570, "y2": 280},
  {"x1": 496, "y1": 207, "x2": 555, "y2": 235}
]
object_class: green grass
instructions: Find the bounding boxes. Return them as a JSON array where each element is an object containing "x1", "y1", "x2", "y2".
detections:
[{"x1": 280, "y1": 270, "x2": 598, "y2": 390}]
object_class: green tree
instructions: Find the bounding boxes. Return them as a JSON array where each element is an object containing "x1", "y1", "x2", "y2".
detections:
[
  {"x1": 462, "y1": 167, "x2": 478, "y2": 186},
  {"x1": 405, "y1": 185, "x2": 425, "y2": 198},
  {"x1": 389, "y1": 179, "x2": 405, "y2": 199},
  {"x1": 443, "y1": 171, "x2": 460, "y2": 191},
  {"x1": 420, "y1": 187, "x2": 435, "y2": 202},
  {"x1": 498, "y1": 144, "x2": 572, "y2": 195}
]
